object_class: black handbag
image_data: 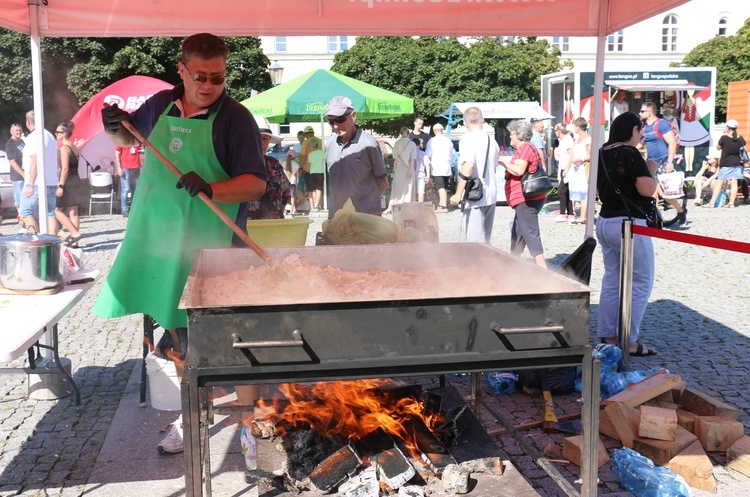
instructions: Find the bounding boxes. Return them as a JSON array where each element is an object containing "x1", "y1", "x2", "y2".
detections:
[
  {"x1": 521, "y1": 148, "x2": 553, "y2": 197},
  {"x1": 460, "y1": 136, "x2": 491, "y2": 203},
  {"x1": 739, "y1": 139, "x2": 749, "y2": 164},
  {"x1": 600, "y1": 149, "x2": 663, "y2": 229}
]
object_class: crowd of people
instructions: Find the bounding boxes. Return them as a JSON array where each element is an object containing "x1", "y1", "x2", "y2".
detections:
[{"x1": 5, "y1": 31, "x2": 750, "y2": 490}]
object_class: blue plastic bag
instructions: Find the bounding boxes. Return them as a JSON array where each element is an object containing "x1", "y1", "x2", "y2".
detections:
[{"x1": 611, "y1": 447, "x2": 690, "y2": 497}]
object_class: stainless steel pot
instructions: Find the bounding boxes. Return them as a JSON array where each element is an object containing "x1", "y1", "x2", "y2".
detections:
[{"x1": 0, "y1": 229, "x2": 64, "y2": 291}]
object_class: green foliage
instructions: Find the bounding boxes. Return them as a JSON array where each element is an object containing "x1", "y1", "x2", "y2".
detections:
[
  {"x1": 331, "y1": 36, "x2": 566, "y2": 135},
  {"x1": 677, "y1": 18, "x2": 750, "y2": 121},
  {"x1": 0, "y1": 29, "x2": 270, "y2": 133}
]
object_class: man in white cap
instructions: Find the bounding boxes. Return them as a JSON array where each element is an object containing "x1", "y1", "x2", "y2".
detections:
[
  {"x1": 300, "y1": 124, "x2": 322, "y2": 210},
  {"x1": 324, "y1": 95, "x2": 388, "y2": 218},
  {"x1": 425, "y1": 122, "x2": 454, "y2": 212}
]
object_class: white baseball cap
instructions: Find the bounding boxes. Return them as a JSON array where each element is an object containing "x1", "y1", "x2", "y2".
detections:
[
  {"x1": 726, "y1": 119, "x2": 739, "y2": 129},
  {"x1": 325, "y1": 96, "x2": 353, "y2": 117}
]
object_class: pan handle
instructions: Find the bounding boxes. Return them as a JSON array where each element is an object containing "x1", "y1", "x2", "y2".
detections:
[
  {"x1": 232, "y1": 330, "x2": 304, "y2": 349},
  {"x1": 489, "y1": 321, "x2": 569, "y2": 351}
]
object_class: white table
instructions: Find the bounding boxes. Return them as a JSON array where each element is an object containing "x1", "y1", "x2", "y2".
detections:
[{"x1": 0, "y1": 270, "x2": 100, "y2": 405}]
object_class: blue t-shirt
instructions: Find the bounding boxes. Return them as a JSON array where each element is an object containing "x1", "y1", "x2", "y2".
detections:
[
  {"x1": 128, "y1": 84, "x2": 267, "y2": 243},
  {"x1": 641, "y1": 119, "x2": 672, "y2": 163}
]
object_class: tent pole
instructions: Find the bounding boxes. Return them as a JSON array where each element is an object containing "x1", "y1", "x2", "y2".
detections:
[
  {"x1": 585, "y1": 0, "x2": 610, "y2": 240},
  {"x1": 320, "y1": 115, "x2": 327, "y2": 212},
  {"x1": 29, "y1": 0, "x2": 49, "y2": 234}
]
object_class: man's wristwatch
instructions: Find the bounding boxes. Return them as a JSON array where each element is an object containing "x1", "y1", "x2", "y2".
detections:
[{"x1": 58, "y1": 184, "x2": 65, "y2": 189}]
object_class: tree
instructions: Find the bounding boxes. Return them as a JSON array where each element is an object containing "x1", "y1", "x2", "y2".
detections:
[
  {"x1": 678, "y1": 18, "x2": 750, "y2": 121},
  {"x1": 0, "y1": 29, "x2": 271, "y2": 133},
  {"x1": 331, "y1": 36, "x2": 567, "y2": 135}
]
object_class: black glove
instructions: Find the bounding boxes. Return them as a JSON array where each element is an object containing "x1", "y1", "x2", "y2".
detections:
[
  {"x1": 101, "y1": 103, "x2": 129, "y2": 135},
  {"x1": 176, "y1": 171, "x2": 213, "y2": 199}
]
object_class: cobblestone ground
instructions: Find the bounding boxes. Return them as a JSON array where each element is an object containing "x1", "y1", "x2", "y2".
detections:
[{"x1": 0, "y1": 199, "x2": 748, "y2": 496}]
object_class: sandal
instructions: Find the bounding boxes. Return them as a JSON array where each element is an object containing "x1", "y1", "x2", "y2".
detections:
[
  {"x1": 701, "y1": 204, "x2": 714, "y2": 209},
  {"x1": 64, "y1": 234, "x2": 82, "y2": 246},
  {"x1": 435, "y1": 207, "x2": 449, "y2": 213},
  {"x1": 631, "y1": 341, "x2": 658, "y2": 357}
]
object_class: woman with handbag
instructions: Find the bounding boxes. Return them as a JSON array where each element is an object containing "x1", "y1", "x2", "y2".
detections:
[
  {"x1": 707, "y1": 119, "x2": 747, "y2": 208},
  {"x1": 385, "y1": 126, "x2": 417, "y2": 213},
  {"x1": 502, "y1": 119, "x2": 549, "y2": 268},
  {"x1": 597, "y1": 111, "x2": 659, "y2": 356}
]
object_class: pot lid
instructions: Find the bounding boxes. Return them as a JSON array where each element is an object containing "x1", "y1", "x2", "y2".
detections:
[{"x1": 0, "y1": 231, "x2": 63, "y2": 247}]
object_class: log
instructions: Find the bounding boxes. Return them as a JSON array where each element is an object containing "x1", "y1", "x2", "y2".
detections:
[
  {"x1": 632, "y1": 425, "x2": 698, "y2": 466},
  {"x1": 695, "y1": 416, "x2": 744, "y2": 452},
  {"x1": 676, "y1": 409, "x2": 697, "y2": 434},
  {"x1": 638, "y1": 405, "x2": 678, "y2": 441},
  {"x1": 562, "y1": 435, "x2": 609, "y2": 468},
  {"x1": 727, "y1": 436, "x2": 750, "y2": 478},
  {"x1": 598, "y1": 410, "x2": 620, "y2": 442},
  {"x1": 604, "y1": 374, "x2": 684, "y2": 408},
  {"x1": 679, "y1": 388, "x2": 740, "y2": 419},
  {"x1": 604, "y1": 402, "x2": 640, "y2": 448},
  {"x1": 668, "y1": 440, "x2": 716, "y2": 493}
]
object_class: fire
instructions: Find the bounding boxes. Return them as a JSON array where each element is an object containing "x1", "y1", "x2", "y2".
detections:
[{"x1": 258, "y1": 379, "x2": 443, "y2": 457}]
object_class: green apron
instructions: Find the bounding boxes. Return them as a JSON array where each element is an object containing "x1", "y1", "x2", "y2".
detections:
[{"x1": 93, "y1": 103, "x2": 239, "y2": 329}]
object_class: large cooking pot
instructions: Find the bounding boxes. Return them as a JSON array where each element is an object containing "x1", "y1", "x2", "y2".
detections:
[{"x1": 0, "y1": 229, "x2": 64, "y2": 291}]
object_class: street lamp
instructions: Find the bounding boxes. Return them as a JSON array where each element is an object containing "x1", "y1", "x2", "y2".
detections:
[{"x1": 268, "y1": 60, "x2": 283, "y2": 86}]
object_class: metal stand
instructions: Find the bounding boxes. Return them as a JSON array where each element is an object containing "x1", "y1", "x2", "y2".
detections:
[{"x1": 618, "y1": 219, "x2": 634, "y2": 371}]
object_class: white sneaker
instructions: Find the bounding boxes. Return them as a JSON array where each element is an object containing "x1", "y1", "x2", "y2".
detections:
[
  {"x1": 240, "y1": 426, "x2": 257, "y2": 470},
  {"x1": 158, "y1": 415, "x2": 184, "y2": 454}
]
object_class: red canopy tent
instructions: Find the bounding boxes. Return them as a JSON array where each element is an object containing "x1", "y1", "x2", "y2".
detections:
[
  {"x1": 0, "y1": 0, "x2": 692, "y2": 237},
  {"x1": 70, "y1": 75, "x2": 173, "y2": 177}
]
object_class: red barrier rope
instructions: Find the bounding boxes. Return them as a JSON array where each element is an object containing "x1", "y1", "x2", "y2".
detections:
[{"x1": 632, "y1": 225, "x2": 750, "y2": 254}]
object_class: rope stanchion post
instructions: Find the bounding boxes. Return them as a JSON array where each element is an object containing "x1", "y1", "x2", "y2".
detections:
[{"x1": 618, "y1": 219, "x2": 634, "y2": 372}]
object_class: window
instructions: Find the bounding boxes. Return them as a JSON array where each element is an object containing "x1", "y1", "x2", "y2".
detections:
[
  {"x1": 497, "y1": 36, "x2": 516, "y2": 45},
  {"x1": 661, "y1": 14, "x2": 678, "y2": 52},
  {"x1": 328, "y1": 36, "x2": 349, "y2": 53},
  {"x1": 607, "y1": 30, "x2": 624, "y2": 52},
  {"x1": 552, "y1": 37, "x2": 570, "y2": 52},
  {"x1": 280, "y1": 123, "x2": 290, "y2": 135},
  {"x1": 275, "y1": 36, "x2": 287, "y2": 53},
  {"x1": 718, "y1": 17, "x2": 728, "y2": 36}
]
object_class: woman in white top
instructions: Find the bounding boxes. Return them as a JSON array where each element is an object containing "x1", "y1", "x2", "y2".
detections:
[
  {"x1": 386, "y1": 126, "x2": 417, "y2": 213},
  {"x1": 567, "y1": 117, "x2": 592, "y2": 224},
  {"x1": 553, "y1": 123, "x2": 575, "y2": 221}
]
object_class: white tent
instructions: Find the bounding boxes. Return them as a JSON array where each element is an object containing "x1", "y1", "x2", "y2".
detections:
[
  {"x1": 0, "y1": 0, "x2": 692, "y2": 237},
  {"x1": 444, "y1": 102, "x2": 554, "y2": 121}
]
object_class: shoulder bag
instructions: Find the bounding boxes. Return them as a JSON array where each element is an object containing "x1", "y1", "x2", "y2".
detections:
[
  {"x1": 460, "y1": 136, "x2": 490, "y2": 203},
  {"x1": 739, "y1": 137, "x2": 749, "y2": 164},
  {"x1": 599, "y1": 148, "x2": 663, "y2": 229},
  {"x1": 521, "y1": 146, "x2": 554, "y2": 197}
]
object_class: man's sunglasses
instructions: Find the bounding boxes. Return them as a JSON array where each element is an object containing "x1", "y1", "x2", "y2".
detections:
[
  {"x1": 328, "y1": 112, "x2": 352, "y2": 126},
  {"x1": 183, "y1": 62, "x2": 226, "y2": 86}
]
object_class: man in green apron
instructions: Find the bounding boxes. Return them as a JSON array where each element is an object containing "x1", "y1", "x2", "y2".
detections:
[{"x1": 93, "y1": 33, "x2": 267, "y2": 460}]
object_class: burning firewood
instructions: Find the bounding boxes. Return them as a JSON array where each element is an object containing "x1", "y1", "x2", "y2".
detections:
[
  {"x1": 308, "y1": 444, "x2": 363, "y2": 492},
  {"x1": 371, "y1": 446, "x2": 416, "y2": 490},
  {"x1": 435, "y1": 405, "x2": 471, "y2": 446}
]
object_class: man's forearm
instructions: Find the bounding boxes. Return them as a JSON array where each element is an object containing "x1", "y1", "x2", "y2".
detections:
[{"x1": 9, "y1": 160, "x2": 24, "y2": 177}]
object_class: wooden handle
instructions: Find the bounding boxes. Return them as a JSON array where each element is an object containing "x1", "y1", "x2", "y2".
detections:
[{"x1": 110, "y1": 108, "x2": 274, "y2": 267}]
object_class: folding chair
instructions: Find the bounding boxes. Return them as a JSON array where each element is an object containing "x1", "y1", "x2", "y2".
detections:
[{"x1": 89, "y1": 171, "x2": 114, "y2": 215}]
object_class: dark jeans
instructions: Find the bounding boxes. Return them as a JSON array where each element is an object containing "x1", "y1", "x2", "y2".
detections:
[
  {"x1": 511, "y1": 198, "x2": 546, "y2": 257},
  {"x1": 557, "y1": 179, "x2": 573, "y2": 216},
  {"x1": 120, "y1": 168, "x2": 141, "y2": 212}
]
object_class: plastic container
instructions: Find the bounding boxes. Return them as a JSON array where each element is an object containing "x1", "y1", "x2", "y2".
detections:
[
  {"x1": 245, "y1": 217, "x2": 312, "y2": 247},
  {"x1": 715, "y1": 189, "x2": 727, "y2": 208},
  {"x1": 485, "y1": 371, "x2": 518, "y2": 395},
  {"x1": 611, "y1": 447, "x2": 690, "y2": 497},
  {"x1": 145, "y1": 354, "x2": 181, "y2": 411}
]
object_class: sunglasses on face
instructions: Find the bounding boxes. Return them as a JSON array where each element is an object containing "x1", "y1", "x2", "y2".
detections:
[
  {"x1": 183, "y1": 62, "x2": 226, "y2": 86},
  {"x1": 55, "y1": 130, "x2": 64, "y2": 135},
  {"x1": 328, "y1": 112, "x2": 352, "y2": 126}
]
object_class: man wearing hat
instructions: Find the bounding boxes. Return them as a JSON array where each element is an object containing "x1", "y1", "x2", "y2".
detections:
[
  {"x1": 300, "y1": 124, "x2": 322, "y2": 210},
  {"x1": 324, "y1": 95, "x2": 388, "y2": 218}
]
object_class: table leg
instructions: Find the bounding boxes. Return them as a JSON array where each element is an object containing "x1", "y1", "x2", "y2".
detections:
[{"x1": 50, "y1": 324, "x2": 81, "y2": 406}]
